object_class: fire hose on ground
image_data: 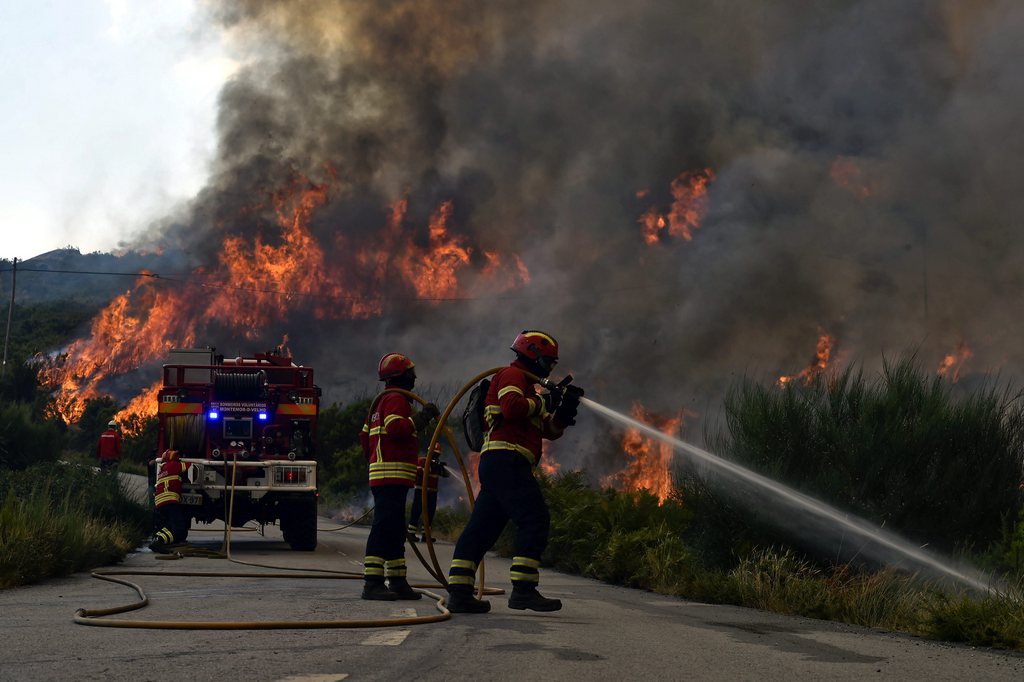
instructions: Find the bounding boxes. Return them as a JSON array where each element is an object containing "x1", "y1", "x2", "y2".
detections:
[{"x1": 73, "y1": 367, "x2": 535, "y2": 630}]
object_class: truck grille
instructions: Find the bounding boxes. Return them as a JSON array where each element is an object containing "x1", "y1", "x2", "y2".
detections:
[{"x1": 273, "y1": 466, "x2": 310, "y2": 485}]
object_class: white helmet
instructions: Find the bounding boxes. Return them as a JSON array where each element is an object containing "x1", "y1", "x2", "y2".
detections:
[{"x1": 108, "y1": 420, "x2": 118, "y2": 428}]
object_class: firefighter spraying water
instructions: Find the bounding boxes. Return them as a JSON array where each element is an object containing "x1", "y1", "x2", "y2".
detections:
[{"x1": 446, "y1": 330, "x2": 584, "y2": 614}]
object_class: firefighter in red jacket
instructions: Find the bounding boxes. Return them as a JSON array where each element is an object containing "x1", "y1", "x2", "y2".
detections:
[
  {"x1": 407, "y1": 443, "x2": 449, "y2": 542},
  {"x1": 447, "y1": 330, "x2": 582, "y2": 613},
  {"x1": 359, "y1": 353, "x2": 440, "y2": 601},
  {"x1": 96, "y1": 420, "x2": 122, "y2": 472},
  {"x1": 150, "y1": 449, "x2": 193, "y2": 553}
]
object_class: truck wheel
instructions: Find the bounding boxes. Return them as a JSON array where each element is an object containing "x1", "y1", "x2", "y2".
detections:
[{"x1": 282, "y1": 498, "x2": 317, "y2": 551}]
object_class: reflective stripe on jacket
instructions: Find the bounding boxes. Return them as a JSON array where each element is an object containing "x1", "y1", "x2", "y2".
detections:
[
  {"x1": 154, "y1": 459, "x2": 191, "y2": 508},
  {"x1": 480, "y1": 361, "x2": 564, "y2": 465},
  {"x1": 359, "y1": 392, "x2": 419, "y2": 487}
]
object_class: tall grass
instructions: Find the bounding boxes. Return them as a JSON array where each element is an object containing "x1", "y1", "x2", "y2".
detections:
[
  {"x1": 531, "y1": 473, "x2": 1024, "y2": 650},
  {"x1": 0, "y1": 464, "x2": 149, "y2": 587}
]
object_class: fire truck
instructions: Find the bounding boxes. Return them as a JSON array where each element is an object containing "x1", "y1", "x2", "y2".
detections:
[{"x1": 156, "y1": 348, "x2": 320, "y2": 550}]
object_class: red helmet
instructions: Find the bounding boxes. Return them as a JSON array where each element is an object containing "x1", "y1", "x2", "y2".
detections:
[
  {"x1": 163, "y1": 449, "x2": 179, "y2": 461},
  {"x1": 378, "y1": 352, "x2": 415, "y2": 381},
  {"x1": 510, "y1": 330, "x2": 559, "y2": 371}
]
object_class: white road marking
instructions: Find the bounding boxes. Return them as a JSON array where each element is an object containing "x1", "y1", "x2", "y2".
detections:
[
  {"x1": 276, "y1": 675, "x2": 349, "y2": 682},
  {"x1": 361, "y1": 629, "x2": 412, "y2": 646}
]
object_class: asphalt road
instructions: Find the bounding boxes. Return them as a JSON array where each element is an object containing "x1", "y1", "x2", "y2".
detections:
[{"x1": 1, "y1": 508, "x2": 1023, "y2": 681}]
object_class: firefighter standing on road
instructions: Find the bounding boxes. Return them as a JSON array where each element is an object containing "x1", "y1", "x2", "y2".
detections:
[
  {"x1": 446, "y1": 330, "x2": 582, "y2": 614},
  {"x1": 407, "y1": 443, "x2": 449, "y2": 542},
  {"x1": 360, "y1": 353, "x2": 440, "y2": 601},
  {"x1": 96, "y1": 420, "x2": 122, "y2": 472},
  {"x1": 150, "y1": 449, "x2": 193, "y2": 553}
]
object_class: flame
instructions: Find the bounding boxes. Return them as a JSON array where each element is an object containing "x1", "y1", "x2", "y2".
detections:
[
  {"x1": 114, "y1": 381, "x2": 162, "y2": 435},
  {"x1": 602, "y1": 402, "x2": 685, "y2": 504},
  {"x1": 44, "y1": 173, "x2": 530, "y2": 423},
  {"x1": 829, "y1": 156, "x2": 873, "y2": 198},
  {"x1": 393, "y1": 200, "x2": 471, "y2": 299},
  {"x1": 639, "y1": 168, "x2": 715, "y2": 245},
  {"x1": 538, "y1": 440, "x2": 560, "y2": 476},
  {"x1": 937, "y1": 341, "x2": 972, "y2": 382},
  {"x1": 778, "y1": 332, "x2": 836, "y2": 387},
  {"x1": 44, "y1": 276, "x2": 196, "y2": 422}
]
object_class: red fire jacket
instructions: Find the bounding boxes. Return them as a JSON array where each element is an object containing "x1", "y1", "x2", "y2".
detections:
[
  {"x1": 481, "y1": 360, "x2": 565, "y2": 465},
  {"x1": 154, "y1": 454, "x2": 192, "y2": 508},
  {"x1": 360, "y1": 392, "x2": 419, "y2": 487},
  {"x1": 96, "y1": 428, "x2": 122, "y2": 462}
]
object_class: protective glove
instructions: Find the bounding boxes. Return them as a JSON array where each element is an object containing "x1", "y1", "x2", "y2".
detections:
[
  {"x1": 553, "y1": 400, "x2": 578, "y2": 427},
  {"x1": 540, "y1": 390, "x2": 562, "y2": 414},
  {"x1": 411, "y1": 403, "x2": 440, "y2": 430},
  {"x1": 553, "y1": 386, "x2": 583, "y2": 427}
]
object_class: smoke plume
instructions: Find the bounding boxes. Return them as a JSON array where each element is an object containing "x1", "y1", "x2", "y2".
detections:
[{"x1": 60, "y1": 0, "x2": 1024, "y2": 473}]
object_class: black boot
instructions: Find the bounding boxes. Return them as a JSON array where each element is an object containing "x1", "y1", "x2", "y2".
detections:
[
  {"x1": 148, "y1": 540, "x2": 171, "y2": 554},
  {"x1": 361, "y1": 581, "x2": 399, "y2": 601},
  {"x1": 388, "y1": 578, "x2": 423, "y2": 600},
  {"x1": 508, "y1": 585, "x2": 562, "y2": 612},
  {"x1": 446, "y1": 585, "x2": 490, "y2": 613}
]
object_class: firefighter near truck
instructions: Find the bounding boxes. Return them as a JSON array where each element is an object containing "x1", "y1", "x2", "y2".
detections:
[{"x1": 155, "y1": 348, "x2": 321, "y2": 551}]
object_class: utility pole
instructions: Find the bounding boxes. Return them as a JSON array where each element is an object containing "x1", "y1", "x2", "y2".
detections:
[{"x1": 2, "y1": 257, "x2": 16, "y2": 379}]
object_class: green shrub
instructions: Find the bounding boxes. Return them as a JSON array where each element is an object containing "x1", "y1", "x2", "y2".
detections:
[
  {"x1": 317, "y1": 400, "x2": 372, "y2": 505},
  {"x1": 121, "y1": 415, "x2": 158, "y2": 468},
  {"x1": 703, "y1": 358, "x2": 1024, "y2": 561},
  {"x1": 593, "y1": 523, "x2": 696, "y2": 590},
  {"x1": 428, "y1": 505, "x2": 470, "y2": 542},
  {"x1": 68, "y1": 396, "x2": 119, "y2": 452},
  {"x1": 924, "y1": 579, "x2": 1024, "y2": 649},
  {"x1": 0, "y1": 401, "x2": 64, "y2": 470}
]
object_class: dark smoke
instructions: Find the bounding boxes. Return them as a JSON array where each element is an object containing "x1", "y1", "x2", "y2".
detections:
[{"x1": 130, "y1": 0, "x2": 1022, "y2": 472}]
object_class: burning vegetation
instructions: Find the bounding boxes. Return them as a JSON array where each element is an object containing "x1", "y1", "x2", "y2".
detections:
[
  {"x1": 602, "y1": 402, "x2": 688, "y2": 504},
  {"x1": 937, "y1": 341, "x2": 972, "y2": 382},
  {"x1": 778, "y1": 333, "x2": 836, "y2": 387},
  {"x1": 42, "y1": 173, "x2": 530, "y2": 425}
]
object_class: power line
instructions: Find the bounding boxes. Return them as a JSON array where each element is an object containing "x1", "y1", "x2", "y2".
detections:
[
  {"x1": 3, "y1": 267, "x2": 163, "y2": 278},
  {"x1": 0, "y1": 265, "x2": 664, "y2": 303}
]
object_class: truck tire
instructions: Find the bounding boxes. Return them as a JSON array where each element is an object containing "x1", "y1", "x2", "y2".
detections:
[{"x1": 281, "y1": 498, "x2": 318, "y2": 551}]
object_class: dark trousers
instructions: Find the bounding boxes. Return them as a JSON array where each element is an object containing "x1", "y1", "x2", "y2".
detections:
[
  {"x1": 153, "y1": 504, "x2": 190, "y2": 546},
  {"x1": 365, "y1": 485, "x2": 410, "y2": 573},
  {"x1": 451, "y1": 450, "x2": 550, "y2": 567},
  {"x1": 408, "y1": 488, "x2": 438, "y2": 531}
]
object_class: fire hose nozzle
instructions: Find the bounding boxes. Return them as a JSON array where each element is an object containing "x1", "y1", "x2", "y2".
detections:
[{"x1": 540, "y1": 374, "x2": 584, "y2": 398}]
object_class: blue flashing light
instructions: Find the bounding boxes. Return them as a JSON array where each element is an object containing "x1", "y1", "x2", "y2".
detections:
[
  {"x1": 208, "y1": 410, "x2": 220, "y2": 420},
  {"x1": 258, "y1": 412, "x2": 268, "y2": 421}
]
